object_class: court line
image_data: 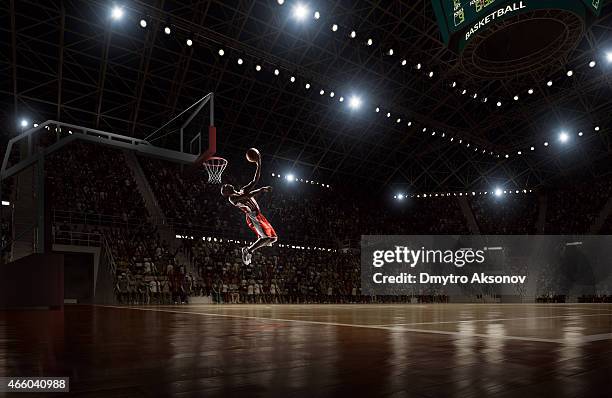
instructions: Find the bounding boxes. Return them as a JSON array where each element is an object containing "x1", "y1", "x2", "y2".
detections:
[
  {"x1": 98, "y1": 305, "x2": 567, "y2": 344},
  {"x1": 376, "y1": 313, "x2": 612, "y2": 327}
]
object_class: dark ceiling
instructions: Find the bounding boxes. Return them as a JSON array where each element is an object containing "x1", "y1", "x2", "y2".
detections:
[{"x1": 1, "y1": 0, "x2": 611, "y2": 193}]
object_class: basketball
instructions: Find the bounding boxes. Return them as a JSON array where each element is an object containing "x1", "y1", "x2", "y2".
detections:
[{"x1": 246, "y1": 147, "x2": 260, "y2": 162}]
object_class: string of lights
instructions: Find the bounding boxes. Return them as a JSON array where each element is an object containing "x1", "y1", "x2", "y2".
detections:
[
  {"x1": 393, "y1": 188, "x2": 534, "y2": 201},
  {"x1": 176, "y1": 234, "x2": 337, "y2": 252},
  {"x1": 271, "y1": 173, "x2": 331, "y2": 188}
]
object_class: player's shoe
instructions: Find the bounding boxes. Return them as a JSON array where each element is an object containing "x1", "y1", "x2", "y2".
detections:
[{"x1": 241, "y1": 247, "x2": 252, "y2": 265}]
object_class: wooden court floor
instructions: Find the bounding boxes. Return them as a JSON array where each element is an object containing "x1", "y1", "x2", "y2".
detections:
[{"x1": 1, "y1": 304, "x2": 612, "y2": 397}]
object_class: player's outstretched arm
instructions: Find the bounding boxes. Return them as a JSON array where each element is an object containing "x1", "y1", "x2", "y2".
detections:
[
  {"x1": 249, "y1": 186, "x2": 272, "y2": 198},
  {"x1": 242, "y1": 157, "x2": 261, "y2": 193}
]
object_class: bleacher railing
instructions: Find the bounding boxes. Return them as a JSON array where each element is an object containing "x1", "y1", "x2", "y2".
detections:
[
  {"x1": 52, "y1": 230, "x2": 101, "y2": 247},
  {"x1": 53, "y1": 210, "x2": 147, "y2": 229}
]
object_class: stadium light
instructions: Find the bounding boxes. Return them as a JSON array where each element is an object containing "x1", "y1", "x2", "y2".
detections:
[
  {"x1": 559, "y1": 131, "x2": 569, "y2": 143},
  {"x1": 589, "y1": 60, "x2": 596, "y2": 68},
  {"x1": 218, "y1": 49, "x2": 224, "y2": 56},
  {"x1": 139, "y1": 19, "x2": 147, "y2": 28},
  {"x1": 111, "y1": 6, "x2": 124, "y2": 20},
  {"x1": 397, "y1": 193, "x2": 404, "y2": 201},
  {"x1": 20, "y1": 119, "x2": 28, "y2": 128},
  {"x1": 314, "y1": 11, "x2": 320, "y2": 19},
  {"x1": 367, "y1": 38, "x2": 373, "y2": 46},
  {"x1": 286, "y1": 174, "x2": 295, "y2": 182},
  {"x1": 348, "y1": 95, "x2": 362, "y2": 110},
  {"x1": 495, "y1": 188, "x2": 502, "y2": 197},
  {"x1": 186, "y1": 38, "x2": 193, "y2": 46},
  {"x1": 164, "y1": 26, "x2": 171, "y2": 35},
  {"x1": 277, "y1": 0, "x2": 284, "y2": 4},
  {"x1": 293, "y1": 3, "x2": 309, "y2": 21},
  {"x1": 607, "y1": 52, "x2": 612, "y2": 63}
]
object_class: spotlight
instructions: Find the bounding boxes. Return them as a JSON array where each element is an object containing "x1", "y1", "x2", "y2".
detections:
[
  {"x1": 290, "y1": 76, "x2": 296, "y2": 83},
  {"x1": 111, "y1": 6, "x2": 124, "y2": 20},
  {"x1": 277, "y1": 0, "x2": 284, "y2": 4},
  {"x1": 397, "y1": 193, "x2": 404, "y2": 201},
  {"x1": 578, "y1": 132, "x2": 583, "y2": 136},
  {"x1": 547, "y1": 80, "x2": 553, "y2": 87},
  {"x1": 331, "y1": 24, "x2": 338, "y2": 31},
  {"x1": 274, "y1": 68, "x2": 280, "y2": 76},
  {"x1": 350, "y1": 30, "x2": 356, "y2": 38},
  {"x1": 164, "y1": 26, "x2": 171, "y2": 35},
  {"x1": 314, "y1": 11, "x2": 320, "y2": 19},
  {"x1": 544, "y1": 142, "x2": 549, "y2": 146},
  {"x1": 305, "y1": 83, "x2": 310, "y2": 89},
  {"x1": 367, "y1": 38, "x2": 373, "y2": 46},
  {"x1": 559, "y1": 132, "x2": 569, "y2": 143},
  {"x1": 329, "y1": 91, "x2": 335, "y2": 97},
  {"x1": 293, "y1": 3, "x2": 309, "y2": 20},
  {"x1": 348, "y1": 95, "x2": 362, "y2": 110},
  {"x1": 139, "y1": 19, "x2": 147, "y2": 28},
  {"x1": 186, "y1": 38, "x2": 193, "y2": 46},
  {"x1": 428, "y1": 71, "x2": 434, "y2": 78},
  {"x1": 401, "y1": 59, "x2": 407, "y2": 66},
  {"x1": 451, "y1": 81, "x2": 457, "y2": 87},
  {"x1": 495, "y1": 188, "x2": 502, "y2": 197},
  {"x1": 237, "y1": 58, "x2": 243, "y2": 65},
  {"x1": 528, "y1": 88, "x2": 534, "y2": 94},
  {"x1": 396, "y1": 118, "x2": 401, "y2": 123},
  {"x1": 595, "y1": 126, "x2": 600, "y2": 131},
  {"x1": 530, "y1": 146, "x2": 534, "y2": 151},
  {"x1": 496, "y1": 101, "x2": 502, "y2": 107},
  {"x1": 566, "y1": 70, "x2": 573, "y2": 77},
  {"x1": 20, "y1": 119, "x2": 28, "y2": 127},
  {"x1": 386, "y1": 112, "x2": 391, "y2": 118},
  {"x1": 388, "y1": 49, "x2": 394, "y2": 55},
  {"x1": 589, "y1": 60, "x2": 596, "y2": 68},
  {"x1": 416, "y1": 63, "x2": 421, "y2": 69},
  {"x1": 339, "y1": 96, "x2": 344, "y2": 102},
  {"x1": 606, "y1": 52, "x2": 612, "y2": 63},
  {"x1": 218, "y1": 49, "x2": 225, "y2": 56},
  {"x1": 286, "y1": 174, "x2": 295, "y2": 182},
  {"x1": 319, "y1": 89, "x2": 325, "y2": 95},
  {"x1": 375, "y1": 107, "x2": 380, "y2": 112},
  {"x1": 255, "y1": 64, "x2": 262, "y2": 71}
]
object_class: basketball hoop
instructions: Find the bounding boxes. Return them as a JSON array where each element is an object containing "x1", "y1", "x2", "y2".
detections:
[{"x1": 202, "y1": 156, "x2": 227, "y2": 184}]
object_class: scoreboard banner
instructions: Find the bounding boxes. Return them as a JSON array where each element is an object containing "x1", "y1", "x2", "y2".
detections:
[{"x1": 432, "y1": 0, "x2": 603, "y2": 52}]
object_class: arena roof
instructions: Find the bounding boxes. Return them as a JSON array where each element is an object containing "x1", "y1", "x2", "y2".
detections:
[{"x1": 1, "y1": 0, "x2": 611, "y2": 193}]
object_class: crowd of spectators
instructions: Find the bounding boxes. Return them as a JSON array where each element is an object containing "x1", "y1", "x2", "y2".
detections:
[
  {"x1": 47, "y1": 142, "x2": 147, "y2": 220},
  {"x1": 34, "y1": 145, "x2": 612, "y2": 304},
  {"x1": 470, "y1": 194, "x2": 539, "y2": 234},
  {"x1": 139, "y1": 157, "x2": 470, "y2": 246},
  {"x1": 546, "y1": 178, "x2": 612, "y2": 233}
]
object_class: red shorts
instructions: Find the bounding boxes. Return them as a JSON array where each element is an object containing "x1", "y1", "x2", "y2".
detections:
[{"x1": 245, "y1": 211, "x2": 277, "y2": 238}]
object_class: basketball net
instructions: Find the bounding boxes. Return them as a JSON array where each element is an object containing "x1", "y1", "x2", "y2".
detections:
[{"x1": 203, "y1": 156, "x2": 227, "y2": 184}]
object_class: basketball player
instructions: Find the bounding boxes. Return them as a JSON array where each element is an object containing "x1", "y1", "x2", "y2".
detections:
[{"x1": 220, "y1": 149, "x2": 277, "y2": 265}]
